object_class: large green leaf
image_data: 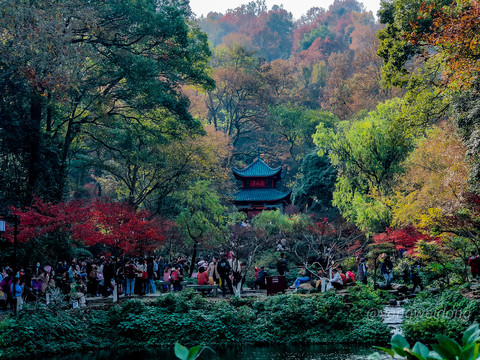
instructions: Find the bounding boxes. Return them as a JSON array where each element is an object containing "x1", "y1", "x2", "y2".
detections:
[
  {"x1": 187, "y1": 345, "x2": 201, "y2": 360},
  {"x1": 462, "y1": 324, "x2": 480, "y2": 347},
  {"x1": 411, "y1": 342, "x2": 430, "y2": 359},
  {"x1": 426, "y1": 352, "x2": 443, "y2": 360},
  {"x1": 174, "y1": 342, "x2": 190, "y2": 360},
  {"x1": 391, "y1": 334, "x2": 411, "y2": 357},
  {"x1": 436, "y1": 335, "x2": 462, "y2": 356},
  {"x1": 374, "y1": 346, "x2": 395, "y2": 357}
]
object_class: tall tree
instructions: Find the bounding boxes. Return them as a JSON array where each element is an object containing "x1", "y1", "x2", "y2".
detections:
[
  {"x1": 0, "y1": 0, "x2": 213, "y2": 207},
  {"x1": 175, "y1": 180, "x2": 235, "y2": 275},
  {"x1": 314, "y1": 99, "x2": 414, "y2": 233},
  {"x1": 292, "y1": 151, "x2": 337, "y2": 215},
  {"x1": 392, "y1": 122, "x2": 469, "y2": 228},
  {"x1": 205, "y1": 45, "x2": 269, "y2": 158}
]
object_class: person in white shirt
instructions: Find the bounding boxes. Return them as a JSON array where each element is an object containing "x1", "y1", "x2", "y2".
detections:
[{"x1": 326, "y1": 268, "x2": 344, "y2": 290}]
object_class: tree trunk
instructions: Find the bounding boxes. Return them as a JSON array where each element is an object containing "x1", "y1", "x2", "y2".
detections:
[
  {"x1": 46, "y1": 92, "x2": 52, "y2": 132},
  {"x1": 26, "y1": 94, "x2": 43, "y2": 205},
  {"x1": 189, "y1": 241, "x2": 198, "y2": 277}
]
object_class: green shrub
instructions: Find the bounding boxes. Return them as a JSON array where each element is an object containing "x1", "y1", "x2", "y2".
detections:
[
  {"x1": 0, "y1": 290, "x2": 391, "y2": 359},
  {"x1": 402, "y1": 289, "x2": 480, "y2": 343}
]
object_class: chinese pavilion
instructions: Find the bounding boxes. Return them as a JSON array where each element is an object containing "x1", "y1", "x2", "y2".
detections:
[{"x1": 232, "y1": 156, "x2": 291, "y2": 217}]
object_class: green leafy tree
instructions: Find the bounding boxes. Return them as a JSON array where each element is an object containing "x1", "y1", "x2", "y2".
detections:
[
  {"x1": 251, "y1": 210, "x2": 293, "y2": 236},
  {"x1": 453, "y1": 80, "x2": 480, "y2": 192},
  {"x1": 267, "y1": 106, "x2": 337, "y2": 165},
  {"x1": 292, "y1": 151, "x2": 337, "y2": 214},
  {"x1": 0, "y1": 0, "x2": 213, "y2": 207},
  {"x1": 175, "y1": 180, "x2": 235, "y2": 275},
  {"x1": 376, "y1": 0, "x2": 451, "y2": 132},
  {"x1": 78, "y1": 118, "x2": 232, "y2": 213},
  {"x1": 314, "y1": 99, "x2": 414, "y2": 233}
]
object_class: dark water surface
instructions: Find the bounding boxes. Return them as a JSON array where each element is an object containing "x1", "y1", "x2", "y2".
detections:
[{"x1": 44, "y1": 345, "x2": 384, "y2": 360}]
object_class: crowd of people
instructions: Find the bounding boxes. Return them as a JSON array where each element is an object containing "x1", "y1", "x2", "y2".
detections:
[
  {"x1": 288, "y1": 264, "x2": 358, "y2": 292},
  {"x1": 0, "y1": 250, "x2": 434, "y2": 312},
  {"x1": 286, "y1": 254, "x2": 426, "y2": 293},
  {"x1": 0, "y1": 256, "x2": 190, "y2": 311},
  {"x1": 0, "y1": 252, "x2": 249, "y2": 311},
  {"x1": 196, "y1": 253, "x2": 242, "y2": 296}
]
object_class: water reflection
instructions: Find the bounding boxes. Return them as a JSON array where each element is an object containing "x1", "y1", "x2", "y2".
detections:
[{"x1": 44, "y1": 345, "x2": 387, "y2": 360}]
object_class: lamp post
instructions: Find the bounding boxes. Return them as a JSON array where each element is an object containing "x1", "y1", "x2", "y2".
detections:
[{"x1": 0, "y1": 215, "x2": 19, "y2": 273}]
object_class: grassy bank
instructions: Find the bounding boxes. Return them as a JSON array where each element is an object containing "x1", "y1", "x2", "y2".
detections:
[
  {"x1": 0, "y1": 288, "x2": 390, "y2": 359},
  {"x1": 402, "y1": 289, "x2": 480, "y2": 343}
]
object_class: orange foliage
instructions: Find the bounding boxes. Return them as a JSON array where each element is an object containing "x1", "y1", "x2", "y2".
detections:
[{"x1": 413, "y1": 0, "x2": 480, "y2": 88}]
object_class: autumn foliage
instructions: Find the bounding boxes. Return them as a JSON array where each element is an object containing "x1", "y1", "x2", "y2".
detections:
[
  {"x1": 8, "y1": 198, "x2": 172, "y2": 256},
  {"x1": 412, "y1": 0, "x2": 480, "y2": 87},
  {"x1": 373, "y1": 226, "x2": 433, "y2": 254}
]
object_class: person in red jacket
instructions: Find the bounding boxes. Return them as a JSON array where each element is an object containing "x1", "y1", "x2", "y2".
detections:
[{"x1": 197, "y1": 267, "x2": 209, "y2": 285}]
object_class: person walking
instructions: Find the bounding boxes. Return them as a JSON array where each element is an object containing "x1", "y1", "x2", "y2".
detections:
[
  {"x1": 410, "y1": 261, "x2": 424, "y2": 293},
  {"x1": 381, "y1": 255, "x2": 394, "y2": 286}
]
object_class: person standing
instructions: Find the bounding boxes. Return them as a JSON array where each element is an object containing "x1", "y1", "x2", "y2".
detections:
[
  {"x1": 116, "y1": 261, "x2": 125, "y2": 296},
  {"x1": 125, "y1": 259, "x2": 138, "y2": 296},
  {"x1": 86, "y1": 261, "x2": 98, "y2": 296},
  {"x1": 230, "y1": 256, "x2": 242, "y2": 296},
  {"x1": 11, "y1": 275, "x2": 23, "y2": 313},
  {"x1": 217, "y1": 256, "x2": 233, "y2": 296},
  {"x1": 381, "y1": 256, "x2": 394, "y2": 285},
  {"x1": 207, "y1": 257, "x2": 219, "y2": 285},
  {"x1": 0, "y1": 270, "x2": 13, "y2": 311},
  {"x1": 135, "y1": 259, "x2": 147, "y2": 295},
  {"x1": 357, "y1": 258, "x2": 368, "y2": 285},
  {"x1": 146, "y1": 257, "x2": 156, "y2": 294},
  {"x1": 170, "y1": 265, "x2": 183, "y2": 292},
  {"x1": 163, "y1": 264, "x2": 172, "y2": 291},
  {"x1": 102, "y1": 257, "x2": 115, "y2": 297},
  {"x1": 277, "y1": 252, "x2": 289, "y2": 276}
]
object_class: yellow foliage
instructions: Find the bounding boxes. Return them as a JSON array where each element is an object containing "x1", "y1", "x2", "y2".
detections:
[
  {"x1": 418, "y1": 208, "x2": 443, "y2": 229},
  {"x1": 392, "y1": 122, "x2": 469, "y2": 229}
]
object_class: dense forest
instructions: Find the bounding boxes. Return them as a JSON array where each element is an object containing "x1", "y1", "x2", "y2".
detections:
[{"x1": 1, "y1": 0, "x2": 480, "y2": 283}]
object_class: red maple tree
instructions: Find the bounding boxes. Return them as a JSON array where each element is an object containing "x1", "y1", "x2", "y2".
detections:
[
  {"x1": 372, "y1": 226, "x2": 432, "y2": 254},
  {"x1": 7, "y1": 197, "x2": 171, "y2": 257}
]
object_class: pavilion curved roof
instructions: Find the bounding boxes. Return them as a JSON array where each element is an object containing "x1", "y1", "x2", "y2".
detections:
[
  {"x1": 233, "y1": 188, "x2": 292, "y2": 202},
  {"x1": 232, "y1": 157, "x2": 283, "y2": 178}
]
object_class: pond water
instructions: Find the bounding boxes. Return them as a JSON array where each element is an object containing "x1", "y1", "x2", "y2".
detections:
[{"x1": 43, "y1": 345, "x2": 388, "y2": 360}]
